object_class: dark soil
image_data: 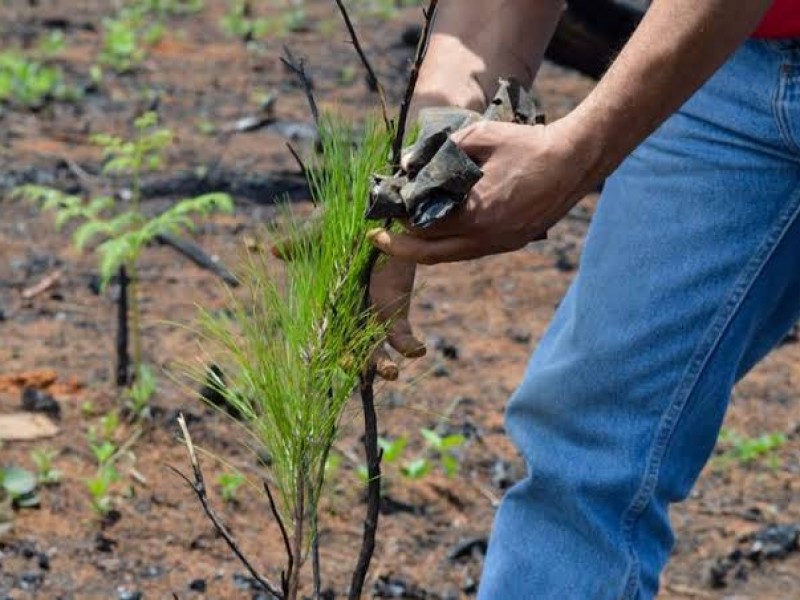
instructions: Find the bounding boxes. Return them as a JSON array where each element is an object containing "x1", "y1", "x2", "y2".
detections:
[{"x1": 1, "y1": 2, "x2": 799, "y2": 599}]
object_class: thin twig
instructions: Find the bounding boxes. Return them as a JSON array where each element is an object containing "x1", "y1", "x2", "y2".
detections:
[
  {"x1": 281, "y1": 46, "x2": 320, "y2": 127},
  {"x1": 264, "y1": 479, "x2": 293, "y2": 598},
  {"x1": 312, "y1": 515, "x2": 322, "y2": 599},
  {"x1": 173, "y1": 414, "x2": 283, "y2": 599},
  {"x1": 285, "y1": 142, "x2": 316, "y2": 207},
  {"x1": 391, "y1": 0, "x2": 439, "y2": 169},
  {"x1": 288, "y1": 462, "x2": 306, "y2": 599},
  {"x1": 348, "y1": 365, "x2": 382, "y2": 600},
  {"x1": 333, "y1": 0, "x2": 390, "y2": 131}
]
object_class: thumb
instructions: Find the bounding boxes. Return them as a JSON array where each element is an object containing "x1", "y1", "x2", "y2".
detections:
[{"x1": 449, "y1": 121, "x2": 494, "y2": 161}]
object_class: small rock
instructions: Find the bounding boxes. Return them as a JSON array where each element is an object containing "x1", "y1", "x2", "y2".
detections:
[
  {"x1": 554, "y1": 250, "x2": 576, "y2": 272},
  {"x1": 142, "y1": 564, "x2": 163, "y2": 578},
  {"x1": 117, "y1": 588, "x2": 142, "y2": 600},
  {"x1": 373, "y1": 574, "x2": 428, "y2": 599},
  {"x1": 232, "y1": 573, "x2": 264, "y2": 591},
  {"x1": 188, "y1": 578, "x2": 207, "y2": 592},
  {"x1": 491, "y1": 460, "x2": 518, "y2": 491},
  {"x1": 744, "y1": 523, "x2": 799, "y2": 560},
  {"x1": 432, "y1": 337, "x2": 459, "y2": 360},
  {"x1": 94, "y1": 533, "x2": 117, "y2": 553},
  {"x1": 37, "y1": 552, "x2": 50, "y2": 571},
  {"x1": 433, "y1": 364, "x2": 450, "y2": 378},
  {"x1": 462, "y1": 575, "x2": 478, "y2": 595},
  {"x1": 507, "y1": 327, "x2": 531, "y2": 345},
  {"x1": 18, "y1": 571, "x2": 43, "y2": 592},
  {"x1": 448, "y1": 537, "x2": 488, "y2": 562},
  {"x1": 20, "y1": 387, "x2": 61, "y2": 420}
]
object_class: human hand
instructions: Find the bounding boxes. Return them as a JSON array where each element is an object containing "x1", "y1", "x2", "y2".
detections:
[{"x1": 367, "y1": 118, "x2": 590, "y2": 264}]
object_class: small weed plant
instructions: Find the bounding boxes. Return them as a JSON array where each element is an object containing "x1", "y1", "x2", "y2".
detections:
[
  {"x1": 31, "y1": 448, "x2": 61, "y2": 486},
  {"x1": 217, "y1": 471, "x2": 245, "y2": 503},
  {"x1": 0, "y1": 32, "x2": 77, "y2": 107},
  {"x1": 14, "y1": 112, "x2": 233, "y2": 406},
  {"x1": 221, "y1": 0, "x2": 307, "y2": 40},
  {"x1": 716, "y1": 428, "x2": 787, "y2": 469},
  {"x1": 375, "y1": 428, "x2": 466, "y2": 482}
]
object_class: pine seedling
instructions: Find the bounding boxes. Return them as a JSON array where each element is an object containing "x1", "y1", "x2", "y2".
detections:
[
  {"x1": 196, "y1": 115, "x2": 392, "y2": 598},
  {"x1": 14, "y1": 112, "x2": 233, "y2": 405}
]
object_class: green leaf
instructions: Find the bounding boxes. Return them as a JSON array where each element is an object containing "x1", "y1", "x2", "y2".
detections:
[
  {"x1": 420, "y1": 428, "x2": 442, "y2": 450},
  {"x1": 440, "y1": 434, "x2": 466, "y2": 451},
  {"x1": 378, "y1": 436, "x2": 407, "y2": 463},
  {"x1": 441, "y1": 453, "x2": 459, "y2": 478},
  {"x1": 2, "y1": 467, "x2": 37, "y2": 498},
  {"x1": 402, "y1": 458, "x2": 431, "y2": 480}
]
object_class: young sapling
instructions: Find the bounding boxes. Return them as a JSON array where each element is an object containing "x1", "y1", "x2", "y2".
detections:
[{"x1": 14, "y1": 111, "x2": 233, "y2": 404}]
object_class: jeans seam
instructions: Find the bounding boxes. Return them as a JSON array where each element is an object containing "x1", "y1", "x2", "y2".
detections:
[
  {"x1": 617, "y1": 187, "x2": 800, "y2": 600},
  {"x1": 771, "y1": 60, "x2": 800, "y2": 155}
]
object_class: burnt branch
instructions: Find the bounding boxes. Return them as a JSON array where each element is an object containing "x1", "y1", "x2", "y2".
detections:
[
  {"x1": 264, "y1": 479, "x2": 294, "y2": 598},
  {"x1": 115, "y1": 266, "x2": 130, "y2": 387},
  {"x1": 392, "y1": 0, "x2": 439, "y2": 169},
  {"x1": 348, "y1": 365, "x2": 382, "y2": 600},
  {"x1": 312, "y1": 515, "x2": 322, "y2": 599},
  {"x1": 281, "y1": 46, "x2": 320, "y2": 127},
  {"x1": 333, "y1": 0, "x2": 390, "y2": 131},
  {"x1": 173, "y1": 414, "x2": 283, "y2": 599}
]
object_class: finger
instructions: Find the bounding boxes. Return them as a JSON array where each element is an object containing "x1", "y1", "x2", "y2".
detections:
[
  {"x1": 372, "y1": 345, "x2": 399, "y2": 381},
  {"x1": 449, "y1": 122, "x2": 494, "y2": 161},
  {"x1": 368, "y1": 228, "x2": 483, "y2": 265},
  {"x1": 387, "y1": 318, "x2": 426, "y2": 359}
]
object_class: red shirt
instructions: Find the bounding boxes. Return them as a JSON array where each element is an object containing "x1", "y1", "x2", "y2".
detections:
[{"x1": 753, "y1": 0, "x2": 800, "y2": 38}]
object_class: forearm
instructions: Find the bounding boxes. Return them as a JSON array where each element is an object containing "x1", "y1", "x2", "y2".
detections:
[
  {"x1": 562, "y1": 0, "x2": 774, "y2": 192},
  {"x1": 414, "y1": 0, "x2": 564, "y2": 112}
]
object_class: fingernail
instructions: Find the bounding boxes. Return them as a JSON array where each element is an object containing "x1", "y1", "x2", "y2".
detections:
[{"x1": 367, "y1": 228, "x2": 389, "y2": 247}]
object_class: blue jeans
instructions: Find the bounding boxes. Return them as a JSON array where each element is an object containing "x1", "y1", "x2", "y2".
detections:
[{"x1": 478, "y1": 39, "x2": 800, "y2": 599}]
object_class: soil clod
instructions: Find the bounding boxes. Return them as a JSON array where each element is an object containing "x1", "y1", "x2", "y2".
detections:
[{"x1": 20, "y1": 387, "x2": 61, "y2": 420}]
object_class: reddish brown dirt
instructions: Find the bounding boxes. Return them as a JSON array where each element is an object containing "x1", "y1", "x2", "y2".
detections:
[{"x1": 2, "y1": 2, "x2": 800, "y2": 599}]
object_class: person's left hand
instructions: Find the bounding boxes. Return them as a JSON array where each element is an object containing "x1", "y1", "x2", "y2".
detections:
[{"x1": 367, "y1": 119, "x2": 592, "y2": 264}]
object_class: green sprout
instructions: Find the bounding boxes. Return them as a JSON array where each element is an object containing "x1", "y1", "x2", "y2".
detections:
[
  {"x1": 0, "y1": 52, "x2": 73, "y2": 107},
  {"x1": 31, "y1": 449, "x2": 61, "y2": 486},
  {"x1": 217, "y1": 471, "x2": 245, "y2": 503},
  {"x1": 420, "y1": 428, "x2": 466, "y2": 477},
  {"x1": 716, "y1": 428, "x2": 787, "y2": 469}
]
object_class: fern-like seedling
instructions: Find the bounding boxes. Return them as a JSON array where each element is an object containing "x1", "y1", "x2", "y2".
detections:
[{"x1": 13, "y1": 111, "x2": 233, "y2": 405}]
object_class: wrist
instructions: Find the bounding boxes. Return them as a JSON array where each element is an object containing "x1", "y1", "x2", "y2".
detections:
[{"x1": 548, "y1": 109, "x2": 613, "y2": 197}]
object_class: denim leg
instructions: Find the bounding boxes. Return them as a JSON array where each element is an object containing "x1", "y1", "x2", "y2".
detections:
[{"x1": 478, "y1": 40, "x2": 800, "y2": 600}]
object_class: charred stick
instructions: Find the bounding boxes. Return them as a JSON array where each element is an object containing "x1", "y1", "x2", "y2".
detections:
[
  {"x1": 155, "y1": 233, "x2": 239, "y2": 287},
  {"x1": 288, "y1": 463, "x2": 306, "y2": 599},
  {"x1": 348, "y1": 365, "x2": 382, "y2": 600},
  {"x1": 281, "y1": 46, "x2": 320, "y2": 127},
  {"x1": 392, "y1": 0, "x2": 439, "y2": 169},
  {"x1": 115, "y1": 265, "x2": 130, "y2": 387},
  {"x1": 264, "y1": 479, "x2": 294, "y2": 598},
  {"x1": 312, "y1": 514, "x2": 322, "y2": 599},
  {"x1": 333, "y1": 0, "x2": 391, "y2": 131},
  {"x1": 173, "y1": 414, "x2": 283, "y2": 599}
]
